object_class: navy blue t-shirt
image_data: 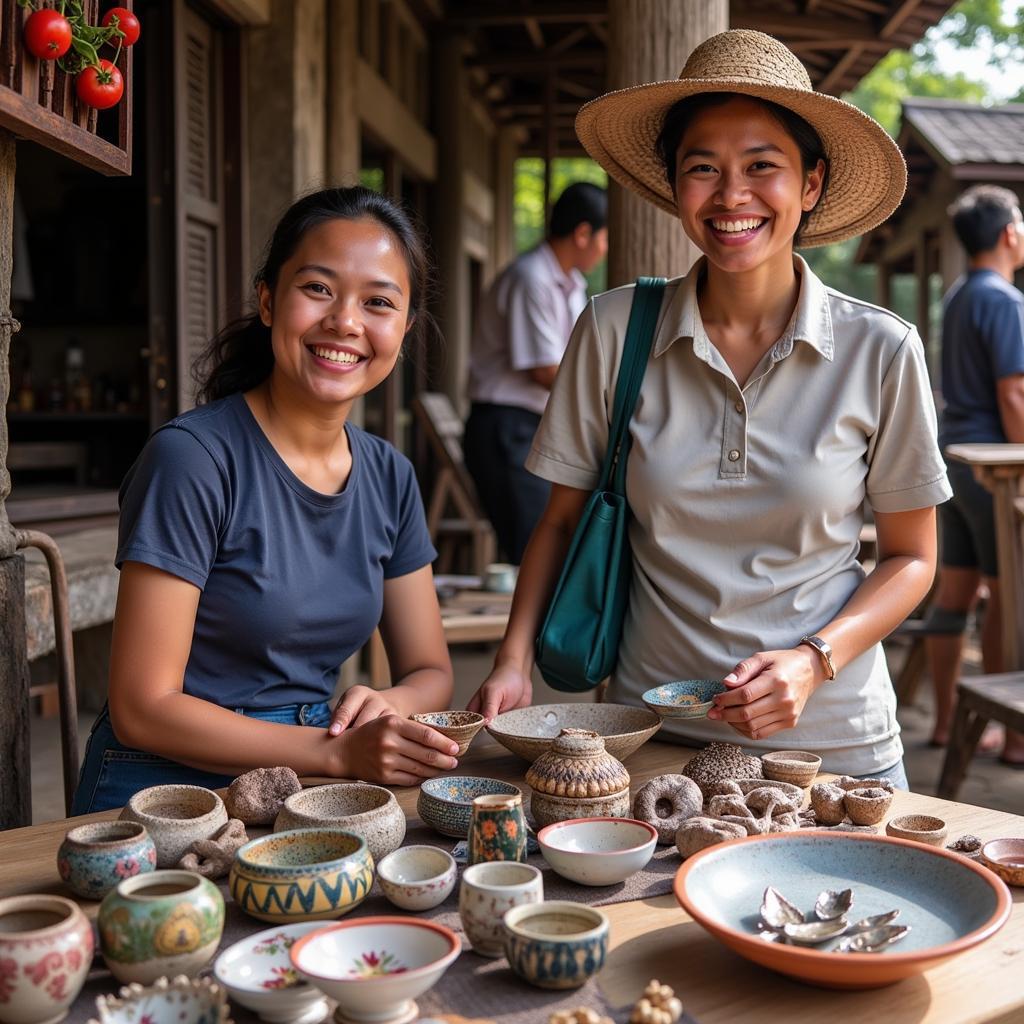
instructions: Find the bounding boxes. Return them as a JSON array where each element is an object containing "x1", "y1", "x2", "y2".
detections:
[
  {"x1": 116, "y1": 392, "x2": 437, "y2": 708},
  {"x1": 940, "y1": 269, "x2": 1024, "y2": 445}
]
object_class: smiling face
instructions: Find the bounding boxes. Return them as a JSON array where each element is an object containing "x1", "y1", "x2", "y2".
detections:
[
  {"x1": 673, "y1": 96, "x2": 825, "y2": 275},
  {"x1": 257, "y1": 217, "x2": 412, "y2": 412}
]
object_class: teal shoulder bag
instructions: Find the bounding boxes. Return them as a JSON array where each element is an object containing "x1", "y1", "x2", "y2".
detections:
[{"x1": 534, "y1": 276, "x2": 666, "y2": 693}]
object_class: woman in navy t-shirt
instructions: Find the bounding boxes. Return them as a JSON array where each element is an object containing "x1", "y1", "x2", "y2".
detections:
[{"x1": 72, "y1": 188, "x2": 458, "y2": 814}]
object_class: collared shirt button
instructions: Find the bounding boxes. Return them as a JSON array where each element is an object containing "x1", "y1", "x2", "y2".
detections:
[
  {"x1": 728, "y1": 449, "x2": 741, "y2": 462},
  {"x1": 734, "y1": 401, "x2": 744, "y2": 413}
]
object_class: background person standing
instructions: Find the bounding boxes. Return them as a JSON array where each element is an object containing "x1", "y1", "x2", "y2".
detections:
[{"x1": 464, "y1": 182, "x2": 607, "y2": 564}]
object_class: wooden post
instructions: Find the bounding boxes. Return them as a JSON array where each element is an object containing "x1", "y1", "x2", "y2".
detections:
[
  {"x1": 606, "y1": 0, "x2": 727, "y2": 287},
  {"x1": 876, "y1": 261, "x2": 892, "y2": 310},
  {"x1": 493, "y1": 125, "x2": 521, "y2": 278},
  {"x1": 327, "y1": 0, "x2": 361, "y2": 184}
]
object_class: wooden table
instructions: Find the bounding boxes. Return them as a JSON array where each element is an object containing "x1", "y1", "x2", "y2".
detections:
[{"x1": 3, "y1": 739, "x2": 1023, "y2": 1024}]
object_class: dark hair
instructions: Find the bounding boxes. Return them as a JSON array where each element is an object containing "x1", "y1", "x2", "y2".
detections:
[
  {"x1": 948, "y1": 184, "x2": 1020, "y2": 256},
  {"x1": 549, "y1": 181, "x2": 608, "y2": 238},
  {"x1": 194, "y1": 186, "x2": 435, "y2": 404},
  {"x1": 655, "y1": 92, "x2": 829, "y2": 246}
]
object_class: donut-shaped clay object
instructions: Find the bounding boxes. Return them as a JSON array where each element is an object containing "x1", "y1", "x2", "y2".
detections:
[{"x1": 632, "y1": 774, "x2": 703, "y2": 844}]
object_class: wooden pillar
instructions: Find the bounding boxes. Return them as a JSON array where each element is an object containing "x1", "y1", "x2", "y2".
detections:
[
  {"x1": 606, "y1": 0, "x2": 727, "y2": 287},
  {"x1": 915, "y1": 232, "x2": 934, "y2": 377},
  {"x1": 876, "y1": 261, "x2": 892, "y2": 310},
  {"x1": 493, "y1": 125, "x2": 521, "y2": 278},
  {"x1": 327, "y1": 0, "x2": 361, "y2": 184}
]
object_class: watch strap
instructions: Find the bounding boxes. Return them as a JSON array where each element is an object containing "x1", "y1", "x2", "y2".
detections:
[{"x1": 799, "y1": 634, "x2": 836, "y2": 681}]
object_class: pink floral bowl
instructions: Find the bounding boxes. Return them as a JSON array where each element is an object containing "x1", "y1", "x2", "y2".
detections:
[
  {"x1": 57, "y1": 821, "x2": 157, "y2": 901},
  {"x1": 290, "y1": 917, "x2": 460, "y2": 1024},
  {"x1": 376, "y1": 846, "x2": 457, "y2": 912}
]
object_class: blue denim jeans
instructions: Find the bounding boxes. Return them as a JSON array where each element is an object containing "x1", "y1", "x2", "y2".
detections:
[{"x1": 70, "y1": 701, "x2": 333, "y2": 816}]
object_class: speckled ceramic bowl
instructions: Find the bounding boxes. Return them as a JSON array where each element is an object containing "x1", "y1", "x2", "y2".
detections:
[
  {"x1": 57, "y1": 820, "x2": 157, "y2": 900},
  {"x1": 230, "y1": 829, "x2": 374, "y2": 924},
  {"x1": 486, "y1": 703, "x2": 660, "y2": 763},
  {"x1": 642, "y1": 680, "x2": 729, "y2": 720},
  {"x1": 980, "y1": 838, "x2": 1024, "y2": 887},
  {"x1": 274, "y1": 784, "x2": 406, "y2": 863},
  {"x1": 503, "y1": 902, "x2": 609, "y2": 990},
  {"x1": 377, "y1": 846, "x2": 457, "y2": 912},
  {"x1": 409, "y1": 711, "x2": 486, "y2": 757},
  {"x1": 417, "y1": 777, "x2": 522, "y2": 839},
  {"x1": 675, "y1": 832, "x2": 1012, "y2": 989},
  {"x1": 885, "y1": 815, "x2": 948, "y2": 848},
  {"x1": 119, "y1": 785, "x2": 228, "y2": 869},
  {"x1": 760, "y1": 750, "x2": 822, "y2": 789}
]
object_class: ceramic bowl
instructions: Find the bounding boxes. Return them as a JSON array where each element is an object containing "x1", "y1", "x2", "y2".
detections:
[
  {"x1": 87, "y1": 975, "x2": 229, "y2": 1024},
  {"x1": 417, "y1": 776, "x2": 521, "y2": 838},
  {"x1": 503, "y1": 901, "x2": 610, "y2": 990},
  {"x1": 119, "y1": 784, "x2": 228, "y2": 868},
  {"x1": 486, "y1": 703, "x2": 661, "y2": 763},
  {"x1": 459, "y1": 862, "x2": 544, "y2": 957},
  {"x1": 274, "y1": 784, "x2": 407, "y2": 863},
  {"x1": 760, "y1": 750, "x2": 822, "y2": 789},
  {"x1": 885, "y1": 814, "x2": 948, "y2": 847},
  {"x1": 537, "y1": 817, "x2": 657, "y2": 886},
  {"x1": 641, "y1": 680, "x2": 729, "y2": 720},
  {"x1": 409, "y1": 711, "x2": 486, "y2": 757},
  {"x1": 0, "y1": 894, "x2": 93, "y2": 1024},
  {"x1": 213, "y1": 922, "x2": 329, "y2": 1024},
  {"x1": 980, "y1": 838, "x2": 1024, "y2": 887},
  {"x1": 230, "y1": 828, "x2": 374, "y2": 924},
  {"x1": 377, "y1": 846, "x2": 457, "y2": 911},
  {"x1": 57, "y1": 820, "x2": 157, "y2": 900},
  {"x1": 290, "y1": 917, "x2": 460, "y2": 1024},
  {"x1": 674, "y1": 832, "x2": 1012, "y2": 989}
]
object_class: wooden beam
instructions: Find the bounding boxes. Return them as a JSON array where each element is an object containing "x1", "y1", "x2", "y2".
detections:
[
  {"x1": 730, "y1": 12, "x2": 879, "y2": 40},
  {"x1": 881, "y1": 0, "x2": 926, "y2": 38},
  {"x1": 467, "y1": 52, "x2": 604, "y2": 72},
  {"x1": 525, "y1": 18, "x2": 545, "y2": 49},
  {"x1": 818, "y1": 45, "x2": 862, "y2": 94},
  {"x1": 446, "y1": 2, "x2": 607, "y2": 27},
  {"x1": 556, "y1": 76, "x2": 599, "y2": 99},
  {"x1": 547, "y1": 25, "x2": 592, "y2": 57}
]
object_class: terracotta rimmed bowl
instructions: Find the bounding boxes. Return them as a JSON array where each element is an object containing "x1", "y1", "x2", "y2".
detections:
[
  {"x1": 642, "y1": 680, "x2": 728, "y2": 720},
  {"x1": 537, "y1": 817, "x2": 657, "y2": 886},
  {"x1": 119, "y1": 784, "x2": 228, "y2": 868},
  {"x1": 885, "y1": 814, "x2": 948, "y2": 848},
  {"x1": 674, "y1": 831, "x2": 1011, "y2": 989},
  {"x1": 377, "y1": 846, "x2": 457, "y2": 912},
  {"x1": 761, "y1": 750, "x2": 822, "y2": 789},
  {"x1": 486, "y1": 703, "x2": 661, "y2": 763},
  {"x1": 503, "y1": 901, "x2": 610, "y2": 990},
  {"x1": 274, "y1": 783, "x2": 406, "y2": 863},
  {"x1": 980, "y1": 838, "x2": 1024, "y2": 887},
  {"x1": 290, "y1": 916, "x2": 460, "y2": 1024},
  {"x1": 417, "y1": 776, "x2": 522, "y2": 838},
  {"x1": 409, "y1": 711, "x2": 485, "y2": 757}
]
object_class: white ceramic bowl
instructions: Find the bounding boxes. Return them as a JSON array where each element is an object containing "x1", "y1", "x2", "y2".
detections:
[
  {"x1": 213, "y1": 922, "x2": 328, "y2": 1024},
  {"x1": 537, "y1": 817, "x2": 657, "y2": 886},
  {"x1": 290, "y1": 917, "x2": 460, "y2": 1024},
  {"x1": 377, "y1": 846, "x2": 457, "y2": 911}
]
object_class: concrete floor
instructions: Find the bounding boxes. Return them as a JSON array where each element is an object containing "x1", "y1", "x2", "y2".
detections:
[{"x1": 29, "y1": 637, "x2": 1023, "y2": 825}]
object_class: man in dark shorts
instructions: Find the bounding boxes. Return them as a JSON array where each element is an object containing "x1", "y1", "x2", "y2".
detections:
[{"x1": 926, "y1": 184, "x2": 1024, "y2": 763}]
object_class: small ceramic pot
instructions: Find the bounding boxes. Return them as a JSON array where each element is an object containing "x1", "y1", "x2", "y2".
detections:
[
  {"x1": 537, "y1": 817, "x2": 657, "y2": 886},
  {"x1": 409, "y1": 711, "x2": 485, "y2": 757},
  {"x1": 119, "y1": 785, "x2": 228, "y2": 868},
  {"x1": 458, "y1": 861, "x2": 543, "y2": 957},
  {"x1": 760, "y1": 751, "x2": 822, "y2": 789},
  {"x1": 468, "y1": 793, "x2": 528, "y2": 865},
  {"x1": 885, "y1": 815, "x2": 948, "y2": 847},
  {"x1": 980, "y1": 838, "x2": 1024, "y2": 887},
  {"x1": 98, "y1": 869, "x2": 224, "y2": 985},
  {"x1": 377, "y1": 846, "x2": 457, "y2": 912},
  {"x1": 57, "y1": 821, "x2": 157, "y2": 901},
  {"x1": 87, "y1": 975, "x2": 229, "y2": 1024},
  {"x1": 843, "y1": 786, "x2": 893, "y2": 826},
  {"x1": 417, "y1": 777, "x2": 522, "y2": 839},
  {"x1": 503, "y1": 901, "x2": 609, "y2": 990},
  {"x1": 274, "y1": 784, "x2": 406, "y2": 864},
  {"x1": 0, "y1": 895, "x2": 93, "y2": 1024}
]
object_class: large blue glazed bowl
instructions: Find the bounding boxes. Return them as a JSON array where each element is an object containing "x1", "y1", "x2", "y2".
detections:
[
  {"x1": 674, "y1": 832, "x2": 1012, "y2": 989},
  {"x1": 417, "y1": 777, "x2": 522, "y2": 839},
  {"x1": 642, "y1": 680, "x2": 728, "y2": 719}
]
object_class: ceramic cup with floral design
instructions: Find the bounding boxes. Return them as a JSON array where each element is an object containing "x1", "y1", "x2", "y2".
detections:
[
  {"x1": 468, "y1": 793, "x2": 527, "y2": 866},
  {"x1": 97, "y1": 869, "x2": 225, "y2": 985},
  {"x1": 57, "y1": 821, "x2": 157, "y2": 901},
  {"x1": 0, "y1": 894, "x2": 93, "y2": 1024},
  {"x1": 457, "y1": 861, "x2": 543, "y2": 957}
]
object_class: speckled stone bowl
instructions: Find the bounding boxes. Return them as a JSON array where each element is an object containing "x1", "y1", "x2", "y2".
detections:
[
  {"x1": 119, "y1": 785, "x2": 228, "y2": 869},
  {"x1": 417, "y1": 777, "x2": 522, "y2": 839},
  {"x1": 274, "y1": 784, "x2": 406, "y2": 864},
  {"x1": 642, "y1": 680, "x2": 729, "y2": 720},
  {"x1": 58, "y1": 820, "x2": 157, "y2": 900},
  {"x1": 885, "y1": 814, "x2": 948, "y2": 847},
  {"x1": 486, "y1": 703, "x2": 661, "y2": 763},
  {"x1": 409, "y1": 711, "x2": 486, "y2": 757},
  {"x1": 760, "y1": 750, "x2": 822, "y2": 789},
  {"x1": 843, "y1": 786, "x2": 894, "y2": 826},
  {"x1": 675, "y1": 832, "x2": 1012, "y2": 989}
]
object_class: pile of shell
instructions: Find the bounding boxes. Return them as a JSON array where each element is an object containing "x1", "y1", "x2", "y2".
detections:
[{"x1": 809, "y1": 776, "x2": 894, "y2": 827}]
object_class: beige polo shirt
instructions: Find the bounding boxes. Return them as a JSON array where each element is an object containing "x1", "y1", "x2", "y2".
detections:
[{"x1": 526, "y1": 256, "x2": 952, "y2": 775}]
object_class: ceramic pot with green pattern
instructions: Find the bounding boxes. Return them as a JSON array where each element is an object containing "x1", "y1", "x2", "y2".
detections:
[
  {"x1": 468, "y1": 793, "x2": 528, "y2": 865},
  {"x1": 97, "y1": 869, "x2": 225, "y2": 985},
  {"x1": 229, "y1": 828, "x2": 375, "y2": 924}
]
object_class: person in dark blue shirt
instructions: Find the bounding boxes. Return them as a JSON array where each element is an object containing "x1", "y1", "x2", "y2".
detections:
[
  {"x1": 72, "y1": 188, "x2": 459, "y2": 814},
  {"x1": 926, "y1": 184, "x2": 1024, "y2": 764}
]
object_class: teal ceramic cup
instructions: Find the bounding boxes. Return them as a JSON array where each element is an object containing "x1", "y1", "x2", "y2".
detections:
[
  {"x1": 57, "y1": 820, "x2": 157, "y2": 900},
  {"x1": 503, "y1": 901, "x2": 609, "y2": 989}
]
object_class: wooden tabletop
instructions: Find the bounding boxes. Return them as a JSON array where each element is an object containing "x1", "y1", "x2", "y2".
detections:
[
  {"x1": 946, "y1": 443, "x2": 1024, "y2": 467},
  {"x1": 2, "y1": 737, "x2": 1023, "y2": 1023}
]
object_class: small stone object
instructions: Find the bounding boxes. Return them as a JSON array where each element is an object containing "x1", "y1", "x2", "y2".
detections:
[
  {"x1": 810, "y1": 782, "x2": 847, "y2": 825},
  {"x1": 835, "y1": 775, "x2": 895, "y2": 795},
  {"x1": 947, "y1": 833, "x2": 983, "y2": 859},
  {"x1": 178, "y1": 818, "x2": 249, "y2": 879},
  {"x1": 548, "y1": 1009, "x2": 614, "y2": 1024},
  {"x1": 705, "y1": 780, "x2": 743, "y2": 798},
  {"x1": 719, "y1": 813, "x2": 767, "y2": 835},
  {"x1": 675, "y1": 816, "x2": 746, "y2": 858},
  {"x1": 706, "y1": 794, "x2": 752, "y2": 819},
  {"x1": 632, "y1": 774, "x2": 703, "y2": 843},
  {"x1": 629, "y1": 979, "x2": 684, "y2": 1024},
  {"x1": 744, "y1": 785, "x2": 800, "y2": 816},
  {"x1": 226, "y1": 767, "x2": 301, "y2": 825},
  {"x1": 681, "y1": 742, "x2": 762, "y2": 798},
  {"x1": 843, "y1": 786, "x2": 893, "y2": 826}
]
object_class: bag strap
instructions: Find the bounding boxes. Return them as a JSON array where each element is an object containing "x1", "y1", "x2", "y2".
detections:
[{"x1": 597, "y1": 276, "x2": 667, "y2": 495}]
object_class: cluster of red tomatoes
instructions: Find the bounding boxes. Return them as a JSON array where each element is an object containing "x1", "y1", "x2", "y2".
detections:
[{"x1": 22, "y1": 5, "x2": 140, "y2": 110}]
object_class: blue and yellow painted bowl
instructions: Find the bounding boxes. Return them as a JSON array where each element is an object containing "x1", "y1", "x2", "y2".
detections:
[
  {"x1": 642, "y1": 679, "x2": 729, "y2": 719},
  {"x1": 417, "y1": 776, "x2": 522, "y2": 839},
  {"x1": 229, "y1": 828, "x2": 375, "y2": 924},
  {"x1": 503, "y1": 901, "x2": 609, "y2": 990}
]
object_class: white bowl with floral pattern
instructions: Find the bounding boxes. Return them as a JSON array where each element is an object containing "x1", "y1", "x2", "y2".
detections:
[{"x1": 376, "y1": 846, "x2": 457, "y2": 912}]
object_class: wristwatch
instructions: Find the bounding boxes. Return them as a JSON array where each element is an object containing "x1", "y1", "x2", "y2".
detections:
[{"x1": 799, "y1": 635, "x2": 836, "y2": 681}]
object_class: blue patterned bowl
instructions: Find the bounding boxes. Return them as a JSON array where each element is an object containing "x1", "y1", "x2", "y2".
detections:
[
  {"x1": 417, "y1": 777, "x2": 522, "y2": 839},
  {"x1": 674, "y1": 832, "x2": 1012, "y2": 989},
  {"x1": 503, "y1": 901, "x2": 609, "y2": 990},
  {"x1": 229, "y1": 829, "x2": 375, "y2": 925},
  {"x1": 642, "y1": 680, "x2": 728, "y2": 719},
  {"x1": 58, "y1": 820, "x2": 157, "y2": 900}
]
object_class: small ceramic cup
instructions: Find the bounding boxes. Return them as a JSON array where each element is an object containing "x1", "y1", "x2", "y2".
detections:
[
  {"x1": 468, "y1": 793, "x2": 528, "y2": 865},
  {"x1": 980, "y1": 838, "x2": 1024, "y2": 887},
  {"x1": 458, "y1": 861, "x2": 543, "y2": 957},
  {"x1": 885, "y1": 814, "x2": 948, "y2": 847},
  {"x1": 503, "y1": 901, "x2": 610, "y2": 990},
  {"x1": 57, "y1": 820, "x2": 157, "y2": 900},
  {"x1": 760, "y1": 750, "x2": 822, "y2": 789},
  {"x1": 119, "y1": 784, "x2": 228, "y2": 868},
  {"x1": 0, "y1": 894, "x2": 93, "y2": 1024},
  {"x1": 409, "y1": 711, "x2": 486, "y2": 757},
  {"x1": 377, "y1": 845, "x2": 457, "y2": 912}
]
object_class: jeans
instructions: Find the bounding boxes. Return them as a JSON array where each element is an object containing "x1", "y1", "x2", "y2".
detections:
[
  {"x1": 70, "y1": 701, "x2": 333, "y2": 816},
  {"x1": 850, "y1": 759, "x2": 909, "y2": 790}
]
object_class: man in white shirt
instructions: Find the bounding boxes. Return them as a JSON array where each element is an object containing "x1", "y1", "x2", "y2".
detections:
[{"x1": 464, "y1": 182, "x2": 608, "y2": 563}]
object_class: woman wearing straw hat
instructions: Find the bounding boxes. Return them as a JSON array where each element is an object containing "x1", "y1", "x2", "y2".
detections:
[{"x1": 468, "y1": 30, "x2": 952, "y2": 786}]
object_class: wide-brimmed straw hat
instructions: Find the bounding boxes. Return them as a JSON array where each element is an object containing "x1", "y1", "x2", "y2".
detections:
[{"x1": 575, "y1": 29, "x2": 906, "y2": 247}]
